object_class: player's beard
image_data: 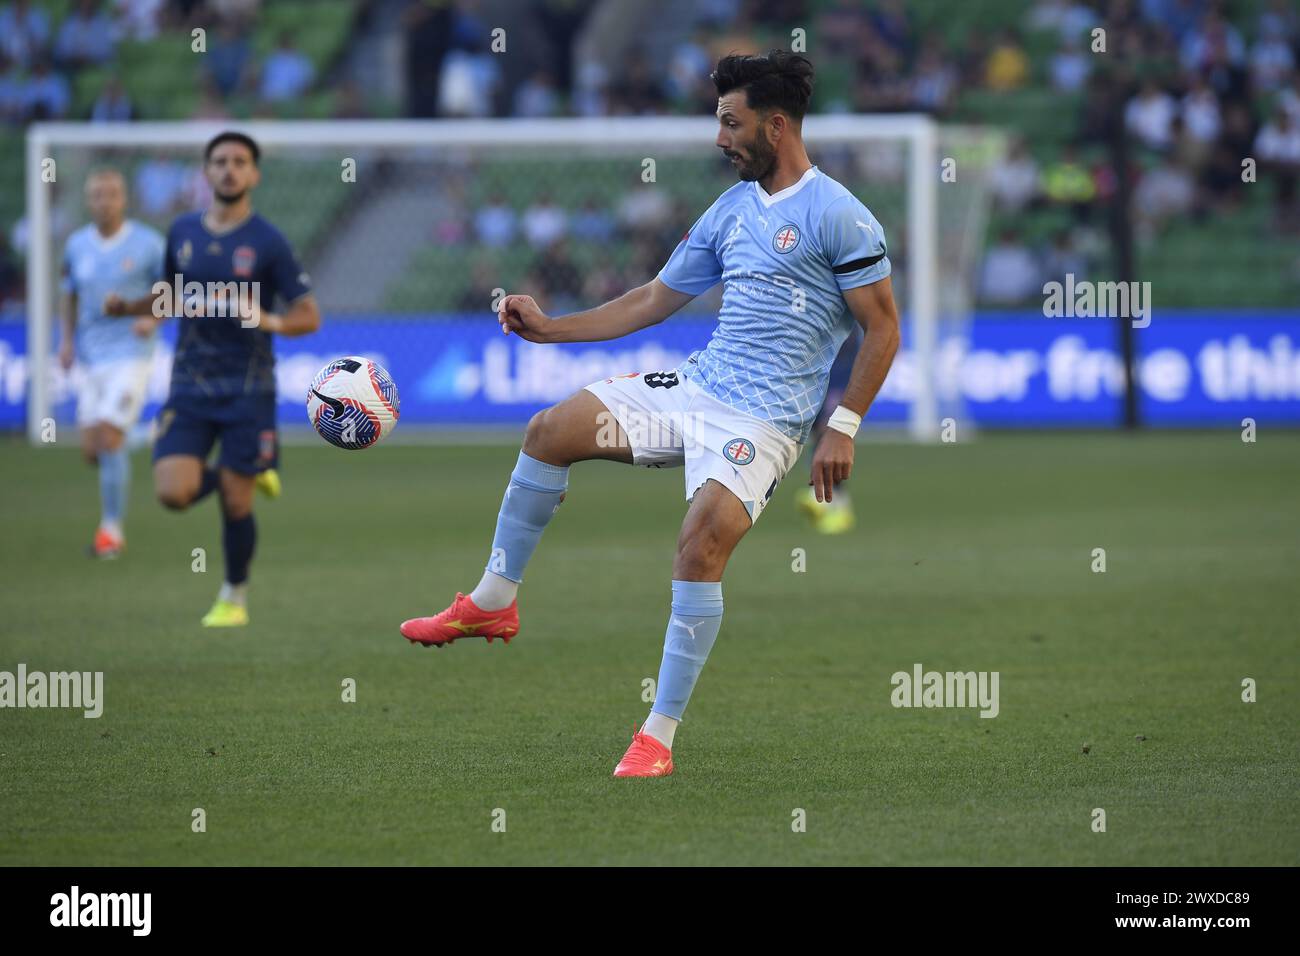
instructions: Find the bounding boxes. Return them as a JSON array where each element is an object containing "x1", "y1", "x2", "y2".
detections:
[
  {"x1": 214, "y1": 186, "x2": 248, "y2": 205},
  {"x1": 729, "y1": 129, "x2": 777, "y2": 183}
]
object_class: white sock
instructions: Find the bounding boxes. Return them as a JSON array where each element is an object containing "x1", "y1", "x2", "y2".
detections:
[
  {"x1": 642, "y1": 711, "x2": 679, "y2": 749},
  {"x1": 99, "y1": 519, "x2": 123, "y2": 538},
  {"x1": 219, "y1": 582, "x2": 248, "y2": 607},
  {"x1": 469, "y1": 570, "x2": 518, "y2": 610}
]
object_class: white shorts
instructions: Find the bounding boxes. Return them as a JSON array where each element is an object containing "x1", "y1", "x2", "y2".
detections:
[
  {"x1": 584, "y1": 369, "x2": 802, "y2": 525},
  {"x1": 76, "y1": 359, "x2": 152, "y2": 431}
]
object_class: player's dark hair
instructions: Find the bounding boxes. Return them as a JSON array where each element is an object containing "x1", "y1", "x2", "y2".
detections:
[
  {"x1": 204, "y1": 131, "x2": 261, "y2": 165},
  {"x1": 85, "y1": 166, "x2": 127, "y2": 187},
  {"x1": 711, "y1": 50, "x2": 814, "y2": 120}
]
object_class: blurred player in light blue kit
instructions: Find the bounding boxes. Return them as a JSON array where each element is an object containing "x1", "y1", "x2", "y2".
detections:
[
  {"x1": 58, "y1": 169, "x2": 165, "y2": 559},
  {"x1": 401, "y1": 50, "x2": 902, "y2": 777}
]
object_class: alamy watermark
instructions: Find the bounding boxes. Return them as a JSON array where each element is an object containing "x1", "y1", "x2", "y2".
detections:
[
  {"x1": 596, "y1": 405, "x2": 715, "y2": 461},
  {"x1": 890, "y1": 663, "x2": 999, "y2": 718},
  {"x1": 0, "y1": 664, "x2": 103, "y2": 718},
  {"x1": 50, "y1": 886, "x2": 150, "y2": 935},
  {"x1": 1043, "y1": 273, "x2": 1151, "y2": 329},
  {"x1": 151, "y1": 275, "x2": 262, "y2": 328}
]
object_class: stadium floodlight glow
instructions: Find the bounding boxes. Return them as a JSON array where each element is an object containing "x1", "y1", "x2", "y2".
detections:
[{"x1": 27, "y1": 117, "x2": 999, "y2": 445}]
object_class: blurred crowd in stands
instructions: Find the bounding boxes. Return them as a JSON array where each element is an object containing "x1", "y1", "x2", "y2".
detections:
[
  {"x1": 980, "y1": 0, "x2": 1300, "y2": 304},
  {"x1": 455, "y1": 186, "x2": 699, "y2": 315},
  {"x1": 404, "y1": 0, "x2": 1300, "y2": 306},
  {"x1": 0, "y1": 0, "x2": 314, "y2": 124},
  {"x1": 2, "y1": 0, "x2": 1297, "y2": 311}
]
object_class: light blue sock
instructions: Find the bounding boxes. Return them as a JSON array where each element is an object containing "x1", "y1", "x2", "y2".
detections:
[
  {"x1": 485, "y1": 451, "x2": 569, "y2": 584},
  {"x1": 99, "y1": 446, "x2": 129, "y2": 530},
  {"x1": 651, "y1": 580, "x2": 724, "y2": 720}
]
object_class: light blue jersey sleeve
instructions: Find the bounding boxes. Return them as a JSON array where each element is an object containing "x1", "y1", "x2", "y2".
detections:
[
  {"x1": 146, "y1": 226, "x2": 166, "y2": 282},
  {"x1": 657, "y1": 208, "x2": 723, "y2": 296},
  {"x1": 819, "y1": 194, "x2": 891, "y2": 292}
]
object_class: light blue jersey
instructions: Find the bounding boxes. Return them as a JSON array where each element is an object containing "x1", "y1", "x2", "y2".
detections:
[
  {"x1": 62, "y1": 220, "x2": 166, "y2": 365},
  {"x1": 657, "y1": 166, "x2": 891, "y2": 443}
]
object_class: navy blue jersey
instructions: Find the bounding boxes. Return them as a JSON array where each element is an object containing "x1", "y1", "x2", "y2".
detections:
[{"x1": 163, "y1": 211, "x2": 311, "y2": 397}]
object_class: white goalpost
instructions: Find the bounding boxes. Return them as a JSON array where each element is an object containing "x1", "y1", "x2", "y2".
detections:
[{"x1": 25, "y1": 116, "x2": 990, "y2": 446}]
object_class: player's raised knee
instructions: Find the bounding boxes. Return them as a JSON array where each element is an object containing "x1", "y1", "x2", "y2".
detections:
[
  {"x1": 522, "y1": 406, "x2": 558, "y2": 457},
  {"x1": 156, "y1": 484, "x2": 193, "y2": 511}
]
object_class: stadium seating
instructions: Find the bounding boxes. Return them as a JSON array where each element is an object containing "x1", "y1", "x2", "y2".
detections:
[{"x1": 5, "y1": 0, "x2": 1297, "y2": 311}]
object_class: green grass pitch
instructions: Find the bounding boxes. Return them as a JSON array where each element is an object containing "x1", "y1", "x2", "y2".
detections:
[{"x1": 1, "y1": 431, "x2": 1297, "y2": 865}]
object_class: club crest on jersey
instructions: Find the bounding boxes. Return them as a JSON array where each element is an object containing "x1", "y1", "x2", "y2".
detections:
[
  {"x1": 233, "y1": 245, "x2": 257, "y2": 277},
  {"x1": 723, "y1": 437, "x2": 756, "y2": 465},
  {"x1": 772, "y1": 224, "x2": 800, "y2": 254}
]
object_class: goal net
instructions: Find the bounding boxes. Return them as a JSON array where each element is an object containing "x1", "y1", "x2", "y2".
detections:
[{"x1": 21, "y1": 117, "x2": 1003, "y2": 444}]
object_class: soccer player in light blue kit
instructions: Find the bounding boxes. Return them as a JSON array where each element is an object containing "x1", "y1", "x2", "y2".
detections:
[
  {"x1": 58, "y1": 169, "x2": 165, "y2": 559},
  {"x1": 400, "y1": 51, "x2": 902, "y2": 777}
]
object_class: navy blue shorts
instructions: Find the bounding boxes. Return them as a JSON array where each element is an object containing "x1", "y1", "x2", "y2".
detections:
[{"x1": 152, "y1": 392, "x2": 279, "y2": 475}]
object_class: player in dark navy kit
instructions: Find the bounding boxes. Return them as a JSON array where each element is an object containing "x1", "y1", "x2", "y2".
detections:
[{"x1": 106, "y1": 131, "x2": 320, "y2": 626}]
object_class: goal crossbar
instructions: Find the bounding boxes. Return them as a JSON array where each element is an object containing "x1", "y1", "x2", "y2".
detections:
[{"x1": 25, "y1": 116, "x2": 940, "y2": 443}]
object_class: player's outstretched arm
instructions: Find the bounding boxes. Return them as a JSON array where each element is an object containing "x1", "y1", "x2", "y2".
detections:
[
  {"x1": 103, "y1": 289, "x2": 166, "y2": 318},
  {"x1": 255, "y1": 293, "x2": 321, "y2": 336},
  {"x1": 498, "y1": 278, "x2": 693, "y2": 344},
  {"x1": 809, "y1": 277, "x2": 901, "y2": 503},
  {"x1": 100, "y1": 289, "x2": 170, "y2": 338}
]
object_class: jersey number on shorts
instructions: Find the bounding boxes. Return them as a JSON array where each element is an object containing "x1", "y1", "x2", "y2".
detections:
[{"x1": 644, "y1": 371, "x2": 679, "y2": 389}]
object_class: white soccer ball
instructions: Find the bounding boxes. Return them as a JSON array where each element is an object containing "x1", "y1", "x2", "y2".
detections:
[{"x1": 306, "y1": 356, "x2": 400, "y2": 449}]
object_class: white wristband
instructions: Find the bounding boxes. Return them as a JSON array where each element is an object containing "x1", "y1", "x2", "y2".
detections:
[{"x1": 826, "y1": 404, "x2": 862, "y2": 438}]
